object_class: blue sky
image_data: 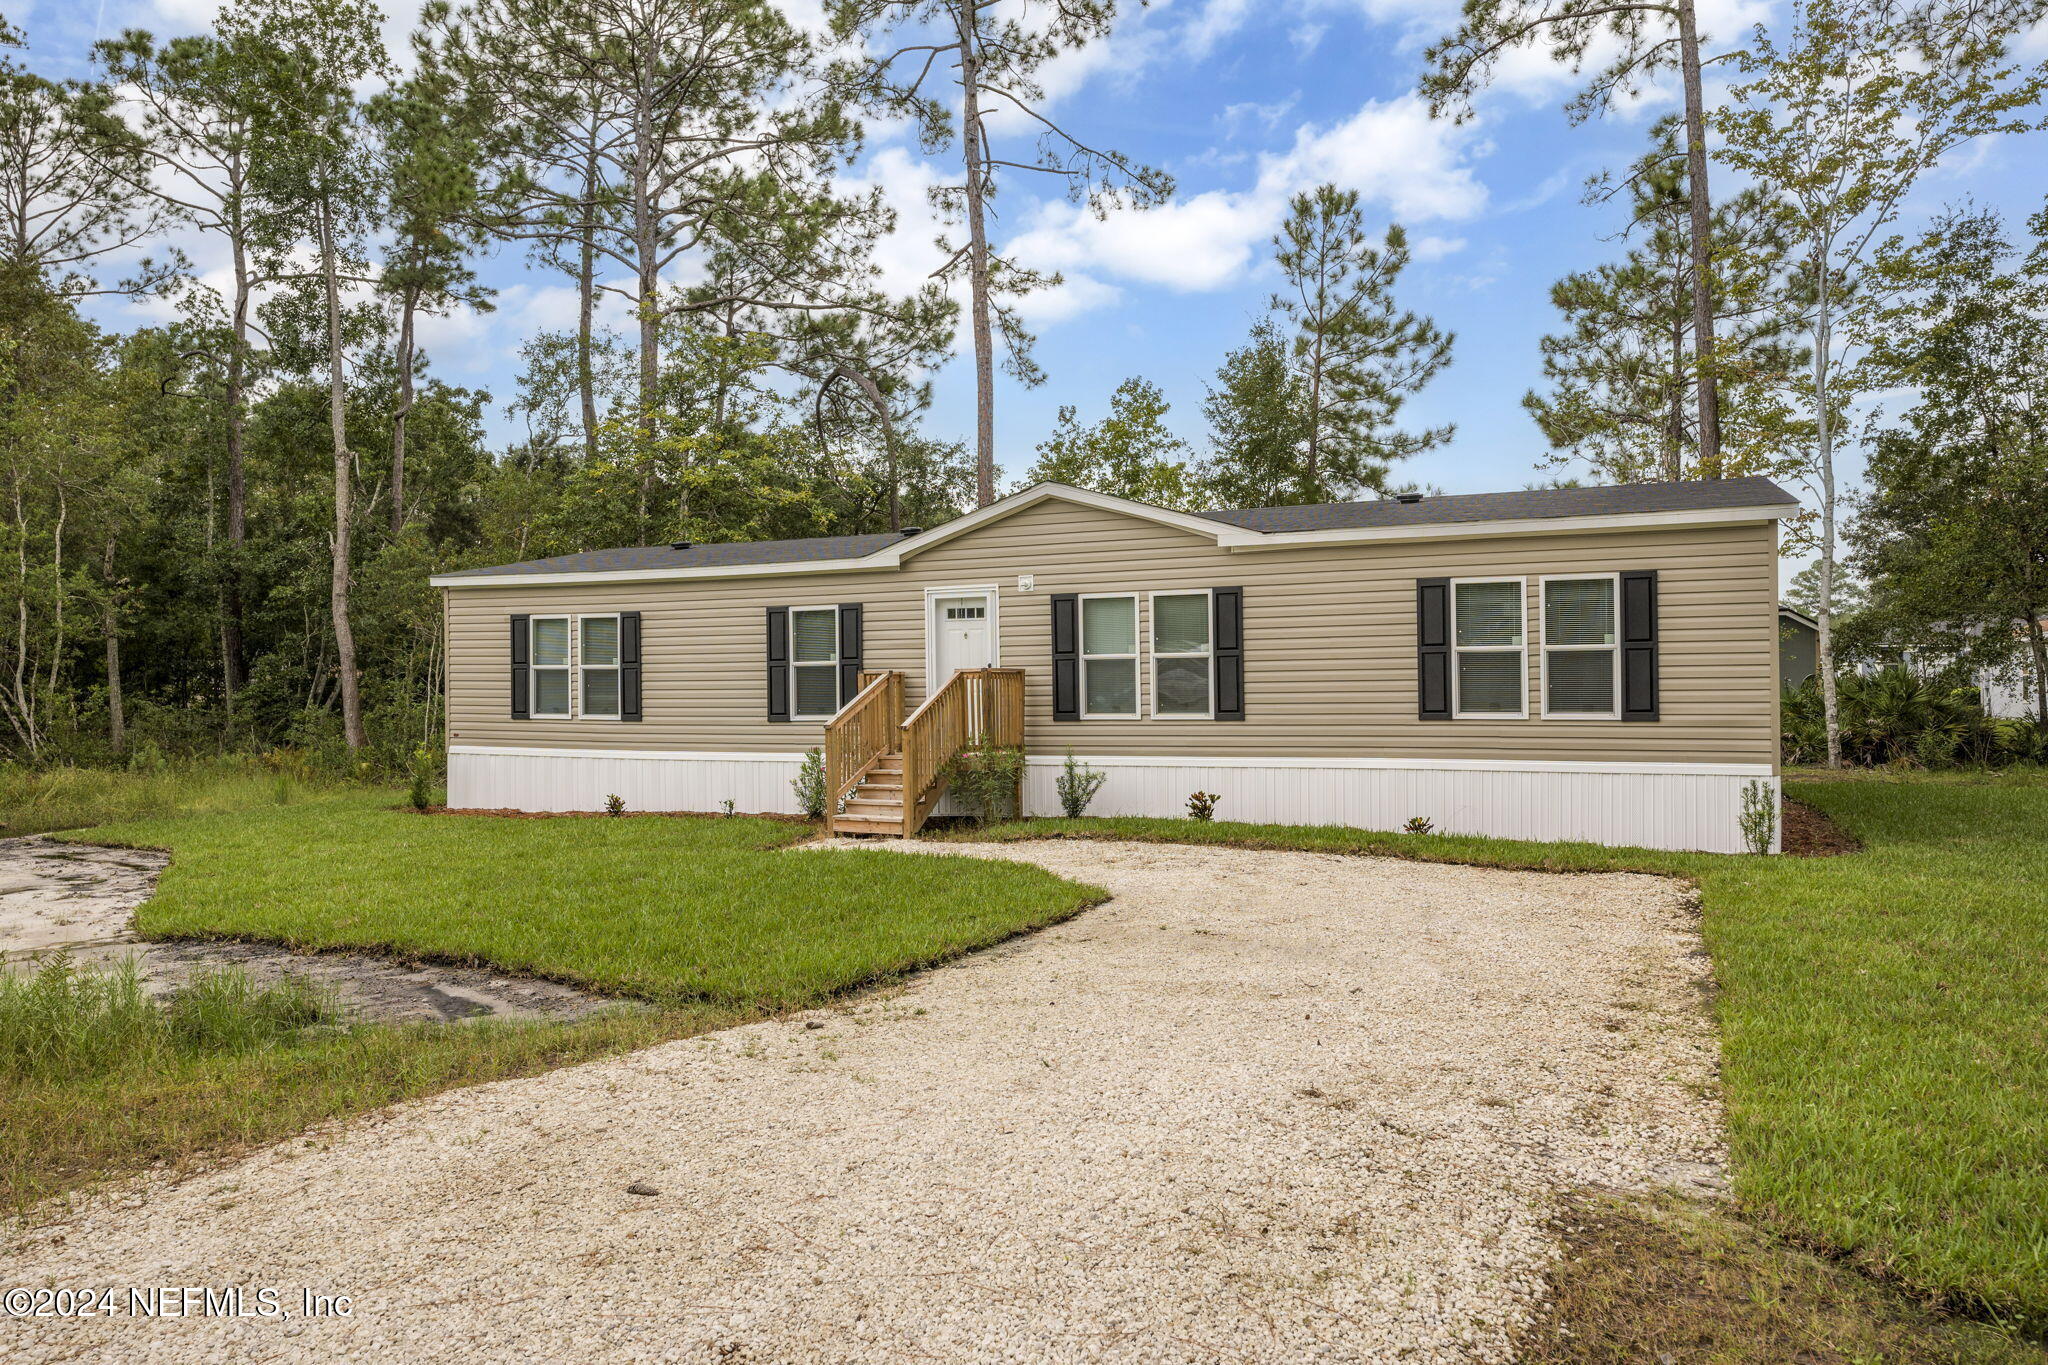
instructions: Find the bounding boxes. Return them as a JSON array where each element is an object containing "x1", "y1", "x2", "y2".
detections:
[{"x1": 15, "y1": 0, "x2": 2048, "y2": 563}]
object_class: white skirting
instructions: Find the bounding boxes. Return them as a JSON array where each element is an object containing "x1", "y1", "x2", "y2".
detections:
[{"x1": 445, "y1": 746, "x2": 1781, "y2": 854}]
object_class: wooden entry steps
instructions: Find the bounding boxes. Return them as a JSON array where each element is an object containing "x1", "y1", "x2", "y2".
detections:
[{"x1": 823, "y1": 668, "x2": 1025, "y2": 838}]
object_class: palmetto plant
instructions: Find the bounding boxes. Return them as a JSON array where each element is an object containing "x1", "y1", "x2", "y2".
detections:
[{"x1": 1781, "y1": 667, "x2": 2043, "y2": 767}]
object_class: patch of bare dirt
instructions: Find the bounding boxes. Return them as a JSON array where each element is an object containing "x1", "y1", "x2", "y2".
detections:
[{"x1": 1783, "y1": 799, "x2": 1861, "y2": 857}]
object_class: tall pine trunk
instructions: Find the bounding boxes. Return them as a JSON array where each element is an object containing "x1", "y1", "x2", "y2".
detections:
[
  {"x1": 578, "y1": 110, "x2": 601, "y2": 465},
  {"x1": 2027, "y1": 615, "x2": 2048, "y2": 724},
  {"x1": 955, "y1": 2, "x2": 997, "y2": 508},
  {"x1": 1811, "y1": 262, "x2": 1841, "y2": 769},
  {"x1": 102, "y1": 534, "x2": 124, "y2": 753},
  {"x1": 1676, "y1": 0, "x2": 1722, "y2": 477},
  {"x1": 222, "y1": 213, "x2": 251, "y2": 701},
  {"x1": 321, "y1": 196, "x2": 366, "y2": 752},
  {"x1": 631, "y1": 80, "x2": 659, "y2": 535},
  {"x1": 391, "y1": 280, "x2": 418, "y2": 538}
]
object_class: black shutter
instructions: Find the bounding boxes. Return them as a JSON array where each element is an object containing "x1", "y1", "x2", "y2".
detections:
[
  {"x1": 510, "y1": 614, "x2": 530, "y2": 719},
  {"x1": 837, "y1": 603, "x2": 864, "y2": 706},
  {"x1": 1621, "y1": 569, "x2": 1660, "y2": 721},
  {"x1": 1213, "y1": 587, "x2": 1244, "y2": 721},
  {"x1": 1051, "y1": 594, "x2": 1080, "y2": 721},
  {"x1": 619, "y1": 611, "x2": 642, "y2": 722},
  {"x1": 766, "y1": 606, "x2": 790, "y2": 722},
  {"x1": 1417, "y1": 578, "x2": 1452, "y2": 720}
]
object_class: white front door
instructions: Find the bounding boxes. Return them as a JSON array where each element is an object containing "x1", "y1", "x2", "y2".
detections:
[{"x1": 931, "y1": 594, "x2": 994, "y2": 688}]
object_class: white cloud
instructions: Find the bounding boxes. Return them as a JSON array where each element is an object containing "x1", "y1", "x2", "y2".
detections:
[
  {"x1": 1410, "y1": 234, "x2": 1465, "y2": 261},
  {"x1": 1003, "y1": 95, "x2": 1490, "y2": 298}
]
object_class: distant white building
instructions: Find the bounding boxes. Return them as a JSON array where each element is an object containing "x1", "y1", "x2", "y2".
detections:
[{"x1": 1776, "y1": 605, "x2": 2044, "y2": 718}]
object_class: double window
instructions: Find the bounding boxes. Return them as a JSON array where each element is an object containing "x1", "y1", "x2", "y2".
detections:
[
  {"x1": 1076, "y1": 590, "x2": 1217, "y2": 719},
  {"x1": 1541, "y1": 575, "x2": 1620, "y2": 718},
  {"x1": 526, "y1": 614, "x2": 622, "y2": 720},
  {"x1": 1451, "y1": 579, "x2": 1526, "y2": 718},
  {"x1": 789, "y1": 607, "x2": 841, "y2": 721}
]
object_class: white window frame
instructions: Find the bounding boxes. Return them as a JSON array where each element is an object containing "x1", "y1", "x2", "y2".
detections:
[
  {"x1": 529, "y1": 614, "x2": 572, "y2": 719},
  {"x1": 1450, "y1": 577, "x2": 1528, "y2": 720},
  {"x1": 1078, "y1": 592, "x2": 1142, "y2": 720},
  {"x1": 576, "y1": 613, "x2": 621, "y2": 721},
  {"x1": 1147, "y1": 589, "x2": 1214, "y2": 721},
  {"x1": 1539, "y1": 572, "x2": 1623, "y2": 721},
  {"x1": 788, "y1": 605, "x2": 841, "y2": 722}
]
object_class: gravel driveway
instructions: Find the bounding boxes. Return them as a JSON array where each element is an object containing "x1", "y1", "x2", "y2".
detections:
[{"x1": 2, "y1": 840, "x2": 1723, "y2": 1364}]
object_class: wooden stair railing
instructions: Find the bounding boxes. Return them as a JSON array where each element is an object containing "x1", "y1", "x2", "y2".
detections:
[
  {"x1": 899, "y1": 668, "x2": 1026, "y2": 836},
  {"x1": 823, "y1": 670, "x2": 904, "y2": 834}
]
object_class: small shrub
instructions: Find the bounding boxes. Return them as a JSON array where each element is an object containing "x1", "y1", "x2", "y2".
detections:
[
  {"x1": 1403, "y1": 816, "x2": 1436, "y2": 836},
  {"x1": 720, "y1": 798, "x2": 736, "y2": 818},
  {"x1": 1055, "y1": 749, "x2": 1107, "y2": 819},
  {"x1": 604, "y1": 793, "x2": 626, "y2": 818},
  {"x1": 1740, "y1": 779, "x2": 1779, "y2": 855},
  {"x1": 407, "y1": 743, "x2": 437, "y2": 811},
  {"x1": 944, "y1": 746, "x2": 1027, "y2": 825},
  {"x1": 125, "y1": 738, "x2": 168, "y2": 775},
  {"x1": 793, "y1": 749, "x2": 826, "y2": 820},
  {"x1": 1186, "y1": 791, "x2": 1220, "y2": 822}
]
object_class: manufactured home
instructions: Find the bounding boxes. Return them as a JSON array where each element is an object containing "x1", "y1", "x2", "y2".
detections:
[{"x1": 430, "y1": 477, "x2": 1797, "y2": 853}]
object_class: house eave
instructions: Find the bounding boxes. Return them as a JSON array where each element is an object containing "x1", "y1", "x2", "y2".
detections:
[{"x1": 428, "y1": 486, "x2": 1793, "y2": 589}]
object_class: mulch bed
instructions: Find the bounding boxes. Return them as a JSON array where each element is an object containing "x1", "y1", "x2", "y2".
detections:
[{"x1": 1782, "y1": 798, "x2": 1861, "y2": 857}]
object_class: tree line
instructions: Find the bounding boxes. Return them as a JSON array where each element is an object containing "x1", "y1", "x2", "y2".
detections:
[{"x1": 0, "y1": 0, "x2": 2042, "y2": 771}]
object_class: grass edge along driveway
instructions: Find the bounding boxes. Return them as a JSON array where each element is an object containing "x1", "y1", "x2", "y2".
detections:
[
  {"x1": 969, "y1": 773, "x2": 2048, "y2": 1338},
  {"x1": 7, "y1": 797, "x2": 1100, "y2": 1214}
]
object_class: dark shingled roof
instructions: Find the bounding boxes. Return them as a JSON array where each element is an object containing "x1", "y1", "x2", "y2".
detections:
[
  {"x1": 439, "y1": 477, "x2": 1797, "y2": 579},
  {"x1": 1194, "y1": 475, "x2": 1797, "y2": 533},
  {"x1": 437, "y1": 532, "x2": 903, "y2": 579}
]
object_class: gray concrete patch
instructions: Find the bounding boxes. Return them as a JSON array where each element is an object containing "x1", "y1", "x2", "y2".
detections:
[{"x1": 0, "y1": 836, "x2": 622, "y2": 1024}]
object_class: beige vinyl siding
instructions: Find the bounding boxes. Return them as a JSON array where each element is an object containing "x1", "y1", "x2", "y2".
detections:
[{"x1": 446, "y1": 498, "x2": 1779, "y2": 766}]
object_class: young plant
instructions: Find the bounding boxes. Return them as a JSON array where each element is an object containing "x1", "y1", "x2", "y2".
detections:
[
  {"x1": 1403, "y1": 816, "x2": 1437, "y2": 835},
  {"x1": 604, "y1": 794, "x2": 626, "y2": 818},
  {"x1": 943, "y1": 746, "x2": 1027, "y2": 825},
  {"x1": 793, "y1": 749, "x2": 827, "y2": 821},
  {"x1": 407, "y1": 743, "x2": 437, "y2": 811},
  {"x1": 720, "y1": 798, "x2": 736, "y2": 818},
  {"x1": 1055, "y1": 749, "x2": 1107, "y2": 819},
  {"x1": 1186, "y1": 791, "x2": 1220, "y2": 822},
  {"x1": 1739, "y1": 779, "x2": 1779, "y2": 855}
]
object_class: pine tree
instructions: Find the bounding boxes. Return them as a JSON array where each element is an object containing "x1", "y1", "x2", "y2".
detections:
[
  {"x1": 1200, "y1": 318, "x2": 1309, "y2": 510},
  {"x1": 1270, "y1": 186, "x2": 1453, "y2": 503}
]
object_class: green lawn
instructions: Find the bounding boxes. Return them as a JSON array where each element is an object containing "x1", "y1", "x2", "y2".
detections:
[
  {"x1": 5, "y1": 790, "x2": 1100, "y2": 1212},
  {"x1": 77, "y1": 795, "x2": 1103, "y2": 1008},
  {"x1": 970, "y1": 772, "x2": 2048, "y2": 1334}
]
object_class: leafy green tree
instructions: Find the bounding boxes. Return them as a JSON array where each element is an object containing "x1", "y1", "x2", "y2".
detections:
[
  {"x1": 1854, "y1": 204, "x2": 2048, "y2": 722},
  {"x1": 1200, "y1": 318, "x2": 1309, "y2": 510},
  {"x1": 829, "y1": 0, "x2": 1171, "y2": 507},
  {"x1": 1269, "y1": 186, "x2": 1453, "y2": 503},
  {"x1": 1421, "y1": 0, "x2": 1731, "y2": 473},
  {"x1": 1715, "y1": 0, "x2": 2047, "y2": 765},
  {"x1": 1020, "y1": 377, "x2": 1199, "y2": 509},
  {"x1": 1526, "y1": 119, "x2": 1806, "y2": 483}
]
